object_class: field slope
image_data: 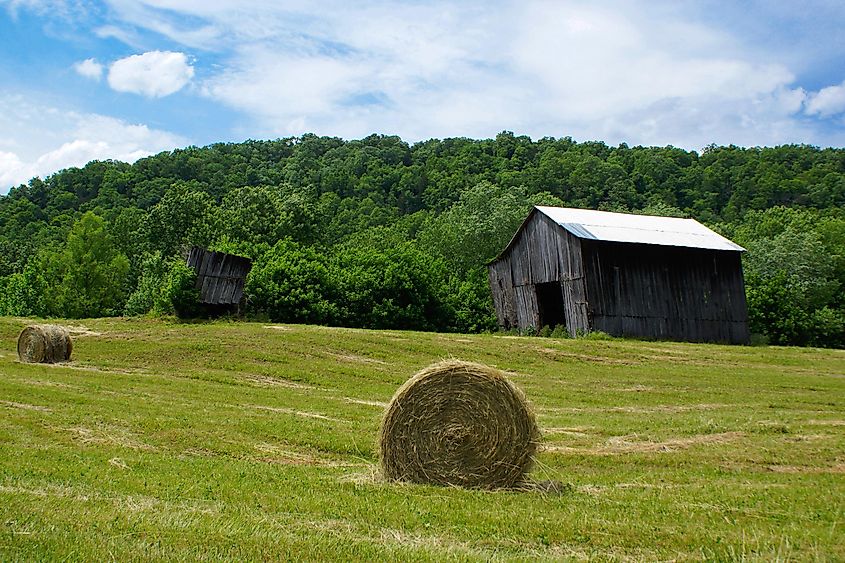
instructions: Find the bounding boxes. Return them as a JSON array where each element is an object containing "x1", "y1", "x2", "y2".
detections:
[{"x1": 1, "y1": 317, "x2": 843, "y2": 561}]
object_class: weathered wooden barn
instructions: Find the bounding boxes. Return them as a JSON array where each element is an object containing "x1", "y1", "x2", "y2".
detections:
[
  {"x1": 186, "y1": 247, "x2": 252, "y2": 311},
  {"x1": 488, "y1": 207, "x2": 750, "y2": 344}
]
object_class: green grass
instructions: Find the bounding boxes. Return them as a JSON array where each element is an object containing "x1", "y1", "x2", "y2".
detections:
[{"x1": 1, "y1": 317, "x2": 843, "y2": 561}]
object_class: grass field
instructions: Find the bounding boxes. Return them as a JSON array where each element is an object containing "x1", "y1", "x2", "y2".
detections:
[{"x1": 0, "y1": 317, "x2": 843, "y2": 561}]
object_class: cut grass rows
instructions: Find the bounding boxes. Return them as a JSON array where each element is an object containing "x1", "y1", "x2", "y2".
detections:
[{"x1": 1, "y1": 317, "x2": 843, "y2": 560}]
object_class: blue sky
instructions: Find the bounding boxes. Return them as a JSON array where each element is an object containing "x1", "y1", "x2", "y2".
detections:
[{"x1": 2, "y1": 0, "x2": 845, "y2": 193}]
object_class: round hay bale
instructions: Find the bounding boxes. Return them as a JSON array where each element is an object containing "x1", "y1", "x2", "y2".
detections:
[
  {"x1": 379, "y1": 360, "x2": 539, "y2": 489},
  {"x1": 17, "y1": 325, "x2": 73, "y2": 363}
]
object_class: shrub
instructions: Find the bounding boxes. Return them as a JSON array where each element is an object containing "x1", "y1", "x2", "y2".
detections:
[
  {"x1": 331, "y1": 242, "x2": 450, "y2": 331},
  {"x1": 808, "y1": 306, "x2": 845, "y2": 348},
  {"x1": 160, "y1": 261, "x2": 202, "y2": 318},
  {"x1": 124, "y1": 252, "x2": 170, "y2": 316},
  {"x1": 0, "y1": 264, "x2": 47, "y2": 317},
  {"x1": 550, "y1": 325, "x2": 570, "y2": 339},
  {"x1": 246, "y1": 239, "x2": 337, "y2": 324},
  {"x1": 443, "y1": 268, "x2": 498, "y2": 333}
]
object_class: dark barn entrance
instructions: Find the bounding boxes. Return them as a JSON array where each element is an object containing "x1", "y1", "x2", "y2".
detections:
[{"x1": 536, "y1": 282, "x2": 567, "y2": 329}]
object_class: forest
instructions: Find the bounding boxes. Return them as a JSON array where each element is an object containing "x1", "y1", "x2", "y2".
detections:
[{"x1": 0, "y1": 132, "x2": 842, "y2": 347}]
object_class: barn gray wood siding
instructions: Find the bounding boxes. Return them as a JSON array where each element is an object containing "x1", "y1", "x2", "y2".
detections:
[
  {"x1": 489, "y1": 212, "x2": 590, "y2": 336},
  {"x1": 488, "y1": 209, "x2": 750, "y2": 344},
  {"x1": 186, "y1": 247, "x2": 252, "y2": 305},
  {"x1": 581, "y1": 241, "x2": 749, "y2": 343}
]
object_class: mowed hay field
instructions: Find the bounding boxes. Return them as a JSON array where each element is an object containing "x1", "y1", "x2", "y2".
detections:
[{"x1": 0, "y1": 318, "x2": 843, "y2": 561}]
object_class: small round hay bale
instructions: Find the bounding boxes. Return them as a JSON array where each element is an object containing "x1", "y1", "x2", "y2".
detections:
[
  {"x1": 17, "y1": 325, "x2": 73, "y2": 363},
  {"x1": 379, "y1": 360, "x2": 539, "y2": 489}
]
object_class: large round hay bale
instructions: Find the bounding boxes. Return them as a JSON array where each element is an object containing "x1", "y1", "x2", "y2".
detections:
[
  {"x1": 379, "y1": 360, "x2": 539, "y2": 489},
  {"x1": 17, "y1": 325, "x2": 73, "y2": 363}
]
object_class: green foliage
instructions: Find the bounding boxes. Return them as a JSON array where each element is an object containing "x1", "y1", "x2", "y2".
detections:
[
  {"x1": 746, "y1": 271, "x2": 810, "y2": 346},
  {"x1": 37, "y1": 212, "x2": 130, "y2": 319},
  {"x1": 417, "y1": 181, "x2": 536, "y2": 275},
  {"x1": 1, "y1": 134, "x2": 844, "y2": 345},
  {"x1": 808, "y1": 306, "x2": 845, "y2": 348},
  {"x1": 161, "y1": 261, "x2": 202, "y2": 318},
  {"x1": 331, "y1": 242, "x2": 450, "y2": 331},
  {"x1": 638, "y1": 198, "x2": 687, "y2": 218},
  {"x1": 246, "y1": 240, "x2": 337, "y2": 324},
  {"x1": 217, "y1": 185, "x2": 287, "y2": 248},
  {"x1": 579, "y1": 330, "x2": 614, "y2": 340},
  {"x1": 550, "y1": 325, "x2": 570, "y2": 339},
  {"x1": 144, "y1": 181, "x2": 218, "y2": 257},
  {"x1": 123, "y1": 252, "x2": 170, "y2": 316},
  {"x1": 209, "y1": 235, "x2": 270, "y2": 262},
  {"x1": 0, "y1": 263, "x2": 48, "y2": 317},
  {"x1": 730, "y1": 207, "x2": 844, "y2": 347},
  {"x1": 443, "y1": 268, "x2": 498, "y2": 333}
]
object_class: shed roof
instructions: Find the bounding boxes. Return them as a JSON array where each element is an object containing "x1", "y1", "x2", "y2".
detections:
[{"x1": 534, "y1": 206, "x2": 745, "y2": 252}]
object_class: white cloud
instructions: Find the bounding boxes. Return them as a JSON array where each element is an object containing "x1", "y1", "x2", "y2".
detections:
[
  {"x1": 0, "y1": 94, "x2": 187, "y2": 192},
  {"x1": 510, "y1": 4, "x2": 795, "y2": 117},
  {"x1": 74, "y1": 58, "x2": 103, "y2": 80},
  {"x1": 9, "y1": 0, "x2": 845, "y2": 148},
  {"x1": 0, "y1": 150, "x2": 27, "y2": 188},
  {"x1": 805, "y1": 80, "x2": 845, "y2": 117},
  {"x1": 190, "y1": 1, "x2": 831, "y2": 147},
  {"x1": 107, "y1": 50, "x2": 194, "y2": 97}
]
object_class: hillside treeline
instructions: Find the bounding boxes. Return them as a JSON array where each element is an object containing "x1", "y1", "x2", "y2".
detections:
[{"x1": 0, "y1": 133, "x2": 843, "y2": 347}]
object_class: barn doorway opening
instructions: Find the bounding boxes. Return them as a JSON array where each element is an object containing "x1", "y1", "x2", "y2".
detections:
[{"x1": 536, "y1": 282, "x2": 567, "y2": 329}]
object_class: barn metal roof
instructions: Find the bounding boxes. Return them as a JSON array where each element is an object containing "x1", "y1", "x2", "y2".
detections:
[{"x1": 535, "y1": 206, "x2": 745, "y2": 251}]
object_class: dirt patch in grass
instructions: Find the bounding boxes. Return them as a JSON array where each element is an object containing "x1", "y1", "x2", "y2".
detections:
[
  {"x1": 536, "y1": 347, "x2": 639, "y2": 366},
  {"x1": 614, "y1": 481, "x2": 680, "y2": 490},
  {"x1": 253, "y1": 443, "x2": 358, "y2": 467},
  {"x1": 109, "y1": 457, "x2": 130, "y2": 470},
  {"x1": 264, "y1": 325, "x2": 294, "y2": 331},
  {"x1": 68, "y1": 425, "x2": 157, "y2": 451},
  {"x1": 579, "y1": 482, "x2": 680, "y2": 495},
  {"x1": 1, "y1": 400, "x2": 52, "y2": 412},
  {"x1": 344, "y1": 397, "x2": 389, "y2": 408},
  {"x1": 46, "y1": 363, "x2": 150, "y2": 376},
  {"x1": 251, "y1": 405, "x2": 349, "y2": 423},
  {"x1": 180, "y1": 447, "x2": 218, "y2": 458},
  {"x1": 437, "y1": 336, "x2": 474, "y2": 343},
  {"x1": 784, "y1": 434, "x2": 828, "y2": 443},
  {"x1": 641, "y1": 354, "x2": 718, "y2": 367},
  {"x1": 377, "y1": 528, "x2": 492, "y2": 558},
  {"x1": 606, "y1": 431, "x2": 744, "y2": 452},
  {"x1": 0, "y1": 483, "x2": 94, "y2": 501},
  {"x1": 19, "y1": 378, "x2": 80, "y2": 390},
  {"x1": 546, "y1": 431, "x2": 744, "y2": 455},
  {"x1": 539, "y1": 403, "x2": 732, "y2": 415},
  {"x1": 613, "y1": 384, "x2": 655, "y2": 392},
  {"x1": 337, "y1": 467, "x2": 380, "y2": 485},
  {"x1": 492, "y1": 368, "x2": 532, "y2": 380},
  {"x1": 64, "y1": 326, "x2": 103, "y2": 337},
  {"x1": 324, "y1": 351, "x2": 388, "y2": 365},
  {"x1": 379, "y1": 332, "x2": 411, "y2": 341},
  {"x1": 806, "y1": 419, "x2": 845, "y2": 426},
  {"x1": 0, "y1": 483, "x2": 222, "y2": 519},
  {"x1": 241, "y1": 373, "x2": 315, "y2": 389},
  {"x1": 379, "y1": 527, "x2": 665, "y2": 561},
  {"x1": 765, "y1": 463, "x2": 845, "y2": 474},
  {"x1": 543, "y1": 427, "x2": 591, "y2": 437}
]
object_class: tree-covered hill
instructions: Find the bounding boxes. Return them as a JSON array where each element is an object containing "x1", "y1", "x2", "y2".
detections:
[{"x1": 1, "y1": 133, "x2": 843, "y2": 346}]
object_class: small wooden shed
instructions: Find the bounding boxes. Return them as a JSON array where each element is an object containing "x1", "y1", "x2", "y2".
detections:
[
  {"x1": 488, "y1": 207, "x2": 750, "y2": 344},
  {"x1": 186, "y1": 247, "x2": 252, "y2": 309}
]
